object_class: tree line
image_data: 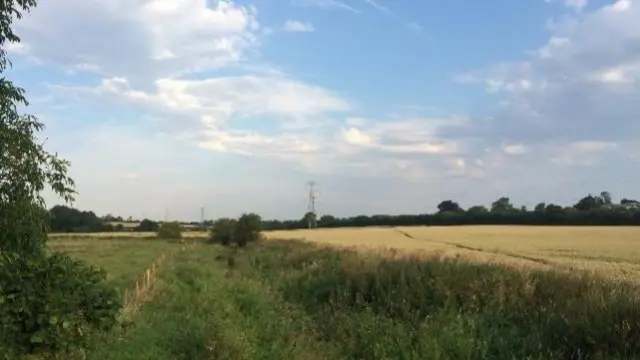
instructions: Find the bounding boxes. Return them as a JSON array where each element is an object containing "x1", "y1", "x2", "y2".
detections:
[
  {"x1": 48, "y1": 191, "x2": 640, "y2": 233},
  {"x1": 265, "y1": 191, "x2": 640, "y2": 229}
]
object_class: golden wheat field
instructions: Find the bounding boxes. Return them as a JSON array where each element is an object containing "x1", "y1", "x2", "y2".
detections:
[{"x1": 265, "y1": 226, "x2": 640, "y2": 280}]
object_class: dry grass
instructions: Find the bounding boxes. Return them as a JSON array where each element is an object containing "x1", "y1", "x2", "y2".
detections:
[{"x1": 265, "y1": 226, "x2": 640, "y2": 280}]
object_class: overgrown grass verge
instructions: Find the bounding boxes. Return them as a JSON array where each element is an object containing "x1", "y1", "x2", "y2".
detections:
[
  {"x1": 85, "y1": 239, "x2": 640, "y2": 359},
  {"x1": 246, "y1": 240, "x2": 640, "y2": 360}
]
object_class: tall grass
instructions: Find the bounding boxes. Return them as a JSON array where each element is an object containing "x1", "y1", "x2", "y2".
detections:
[
  {"x1": 250, "y1": 240, "x2": 640, "y2": 359},
  {"x1": 84, "y1": 239, "x2": 640, "y2": 359}
]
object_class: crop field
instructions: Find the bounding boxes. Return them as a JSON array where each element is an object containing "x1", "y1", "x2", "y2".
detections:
[
  {"x1": 44, "y1": 226, "x2": 640, "y2": 359},
  {"x1": 266, "y1": 226, "x2": 640, "y2": 280}
]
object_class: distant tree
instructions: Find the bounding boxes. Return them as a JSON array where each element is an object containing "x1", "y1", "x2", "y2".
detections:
[
  {"x1": 437, "y1": 200, "x2": 464, "y2": 213},
  {"x1": 546, "y1": 204, "x2": 564, "y2": 214},
  {"x1": 319, "y1": 214, "x2": 336, "y2": 226},
  {"x1": 303, "y1": 211, "x2": 317, "y2": 228},
  {"x1": 136, "y1": 218, "x2": 159, "y2": 232},
  {"x1": 574, "y1": 194, "x2": 603, "y2": 211},
  {"x1": 49, "y1": 205, "x2": 106, "y2": 232},
  {"x1": 157, "y1": 221, "x2": 182, "y2": 239},
  {"x1": 467, "y1": 205, "x2": 489, "y2": 215},
  {"x1": 534, "y1": 203, "x2": 546, "y2": 213},
  {"x1": 621, "y1": 198, "x2": 640, "y2": 209},
  {"x1": 491, "y1": 197, "x2": 514, "y2": 213}
]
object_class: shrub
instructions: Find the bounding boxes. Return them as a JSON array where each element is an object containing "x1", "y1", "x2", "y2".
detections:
[
  {"x1": 0, "y1": 252, "x2": 121, "y2": 358},
  {"x1": 157, "y1": 221, "x2": 182, "y2": 239},
  {"x1": 234, "y1": 213, "x2": 262, "y2": 247},
  {"x1": 209, "y1": 218, "x2": 237, "y2": 246}
]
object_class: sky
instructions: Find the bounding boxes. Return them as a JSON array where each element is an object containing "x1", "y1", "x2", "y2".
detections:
[{"x1": 5, "y1": 0, "x2": 640, "y2": 221}]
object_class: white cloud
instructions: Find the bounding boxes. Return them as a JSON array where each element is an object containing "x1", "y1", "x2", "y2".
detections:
[
  {"x1": 565, "y1": 0, "x2": 588, "y2": 11},
  {"x1": 502, "y1": 143, "x2": 527, "y2": 155},
  {"x1": 545, "y1": 0, "x2": 588, "y2": 11},
  {"x1": 282, "y1": 20, "x2": 315, "y2": 32},
  {"x1": 5, "y1": 41, "x2": 30, "y2": 54},
  {"x1": 363, "y1": 0, "x2": 392, "y2": 13},
  {"x1": 290, "y1": 0, "x2": 360, "y2": 13},
  {"x1": 338, "y1": 117, "x2": 463, "y2": 156},
  {"x1": 13, "y1": 0, "x2": 260, "y2": 81},
  {"x1": 448, "y1": 0, "x2": 640, "y2": 145},
  {"x1": 342, "y1": 127, "x2": 377, "y2": 146}
]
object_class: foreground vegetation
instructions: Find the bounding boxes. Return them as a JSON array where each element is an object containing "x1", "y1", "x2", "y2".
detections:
[{"x1": 83, "y1": 238, "x2": 640, "y2": 359}]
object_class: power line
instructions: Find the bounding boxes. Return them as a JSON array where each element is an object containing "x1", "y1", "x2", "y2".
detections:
[{"x1": 306, "y1": 181, "x2": 317, "y2": 229}]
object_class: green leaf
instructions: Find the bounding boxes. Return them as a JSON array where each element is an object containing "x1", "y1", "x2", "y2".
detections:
[
  {"x1": 49, "y1": 316, "x2": 58, "y2": 325},
  {"x1": 30, "y1": 334, "x2": 44, "y2": 344}
]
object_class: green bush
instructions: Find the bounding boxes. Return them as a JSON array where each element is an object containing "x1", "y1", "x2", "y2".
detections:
[
  {"x1": 0, "y1": 252, "x2": 121, "y2": 358},
  {"x1": 157, "y1": 221, "x2": 183, "y2": 239},
  {"x1": 209, "y1": 218, "x2": 237, "y2": 246},
  {"x1": 234, "y1": 213, "x2": 262, "y2": 247},
  {"x1": 209, "y1": 213, "x2": 261, "y2": 247}
]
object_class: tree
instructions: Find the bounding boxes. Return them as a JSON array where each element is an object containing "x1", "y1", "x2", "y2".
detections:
[
  {"x1": 209, "y1": 218, "x2": 237, "y2": 246},
  {"x1": 437, "y1": 200, "x2": 463, "y2": 213},
  {"x1": 49, "y1": 205, "x2": 106, "y2": 232},
  {"x1": 491, "y1": 197, "x2": 514, "y2": 213},
  {"x1": 467, "y1": 205, "x2": 489, "y2": 215},
  {"x1": 574, "y1": 194, "x2": 603, "y2": 211},
  {"x1": 137, "y1": 218, "x2": 159, "y2": 232},
  {"x1": 319, "y1": 214, "x2": 336, "y2": 226},
  {"x1": 234, "y1": 212, "x2": 262, "y2": 247},
  {"x1": 621, "y1": 198, "x2": 640, "y2": 210},
  {"x1": 0, "y1": 2, "x2": 120, "y2": 356},
  {"x1": 303, "y1": 211, "x2": 317, "y2": 228},
  {"x1": 157, "y1": 221, "x2": 182, "y2": 239}
]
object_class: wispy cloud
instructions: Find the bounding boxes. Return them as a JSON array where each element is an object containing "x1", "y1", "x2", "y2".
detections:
[
  {"x1": 363, "y1": 0, "x2": 392, "y2": 14},
  {"x1": 406, "y1": 22, "x2": 423, "y2": 33},
  {"x1": 282, "y1": 20, "x2": 315, "y2": 32},
  {"x1": 291, "y1": 0, "x2": 360, "y2": 13}
]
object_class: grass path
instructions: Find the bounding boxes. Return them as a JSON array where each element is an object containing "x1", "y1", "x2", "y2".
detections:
[{"x1": 87, "y1": 244, "x2": 338, "y2": 360}]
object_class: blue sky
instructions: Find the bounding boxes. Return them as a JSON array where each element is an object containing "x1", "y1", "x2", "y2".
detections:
[{"x1": 5, "y1": 0, "x2": 640, "y2": 220}]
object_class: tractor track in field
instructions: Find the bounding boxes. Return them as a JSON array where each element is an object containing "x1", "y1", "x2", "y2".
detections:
[{"x1": 393, "y1": 228, "x2": 554, "y2": 267}]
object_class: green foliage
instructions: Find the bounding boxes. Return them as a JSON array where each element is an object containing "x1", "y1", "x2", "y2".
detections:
[
  {"x1": 157, "y1": 221, "x2": 182, "y2": 239},
  {"x1": 136, "y1": 218, "x2": 159, "y2": 232},
  {"x1": 209, "y1": 218, "x2": 236, "y2": 246},
  {"x1": 437, "y1": 200, "x2": 463, "y2": 213},
  {"x1": 49, "y1": 205, "x2": 108, "y2": 233},
  {"x1": 234, "y1": 213, "x2": 262, "y2": 247},
  {"x1": 0, "y1": 2, "x2": 122, "y2": 358},
  {"x1": 0, "y1": 252, "x2": 121, "y2": 358},
  {"x1": 209, "y1": 213, "x2": 261, "y2": 247},
  {"x1": 0, "y1": 0, "x2": 74, "y2": 254}
]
